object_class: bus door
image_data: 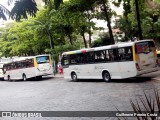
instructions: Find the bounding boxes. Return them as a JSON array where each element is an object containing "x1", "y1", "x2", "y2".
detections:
[
  {"x1": 107, "y1": 49, "x2": 122, "y2": 78},
  {"x1": 135, "y1": 41, "x2": 157, "y2": 70},
  {"x1": 118, "y1": 47, "x2": 134, "y2": 78},
  {"x1": 74, "y1": 53, "x2": 90, "y2": 77},
  {"x1": 61, "y1": 55, "x2": 69, "y2": 76}
]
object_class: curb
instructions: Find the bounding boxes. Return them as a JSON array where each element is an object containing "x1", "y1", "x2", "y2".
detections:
[{"x1": 54, "y1": 74, "x2": 64, "y2": 78}]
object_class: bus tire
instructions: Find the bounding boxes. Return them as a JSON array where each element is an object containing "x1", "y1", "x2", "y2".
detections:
[
  {"x1": 102, "y1": 71, "x2": 111, "y2": 82},
  {"x1": 22, "y1": 74, "x2": 27, "y2": 81},
  {"x1": 8, "y1": 75, "x2": 11, "y2": 81},
  {"x1": 36, "y1": 76, "x2": 42, "y2": 80},
  {"x1": 71, "y1": 72, "x2": 78, "y2": 82}
]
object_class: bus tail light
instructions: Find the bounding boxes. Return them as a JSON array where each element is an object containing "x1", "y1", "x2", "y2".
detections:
[{"x1": 135, "y1": 63, "x2": 140, "y2": 71}]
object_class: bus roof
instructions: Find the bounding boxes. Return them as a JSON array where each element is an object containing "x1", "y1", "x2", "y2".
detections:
[
  {"x1": 63, "y1": 39, "x2": 154, "y2": 55},
  {"x1": 12, "y1": 54, "x2": 50, "y2": 62},
  {"x1": 35, "y1": 54, "x2": 50, "y2": 57}
]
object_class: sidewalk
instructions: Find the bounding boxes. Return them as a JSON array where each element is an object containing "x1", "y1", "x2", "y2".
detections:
[{"x1": 54, "y1": 73, "x2": 64, "y2": 78}]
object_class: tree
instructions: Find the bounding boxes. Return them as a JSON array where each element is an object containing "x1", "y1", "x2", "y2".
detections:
[
  {"x1": 42, "y1": 0, "x2": 63, "y2": 10},
  {"x1": 95, "y1": 0, "x2": 115, "y2": 44},
  {"x1": 135, "y1": 0, "x2": 143, "y2": 40},
  {"x1": 119, "y1": 0, "x2": 160, "y2": 41},
  {"x1": 0, "y1": 0, "x2": 63, "y2": 21},
  {"x1": 118, "y1": 0, "x2": 133, "y2": 41},
  {"x1": 92, "y1": 33, "x2": 110, "y2": 47},
  {"x1": 64, "y1": 0, "x2": 99, "y2": 47}
]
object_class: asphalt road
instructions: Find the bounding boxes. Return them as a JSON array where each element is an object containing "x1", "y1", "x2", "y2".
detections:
[{"x1": 0, "y1": 71, "x2": 160, "y2": 120}]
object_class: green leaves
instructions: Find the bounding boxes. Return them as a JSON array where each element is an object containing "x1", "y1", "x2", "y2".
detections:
[
  {"x1": 10, "y1": 0, "x2": 39, "y2": 21},
  {"x1": 42, "y1": 0, "x2": 63, "y2": 10},
  {"x1": 119, "y1": 0, "x2": 160, "y2": 41}
]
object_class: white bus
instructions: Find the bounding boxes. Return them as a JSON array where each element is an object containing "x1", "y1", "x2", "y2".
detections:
[
  {"x1": 3, "y1": 54, "x2": 53, "y2": 81},
  {"x1": 61, "y1": 40, "x2": 158, "y2": 82}
]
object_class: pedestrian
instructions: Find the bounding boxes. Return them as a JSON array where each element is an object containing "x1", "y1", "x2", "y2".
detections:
[{"x1": 58, "y1": 65, "x2": 63, "y2": 75}]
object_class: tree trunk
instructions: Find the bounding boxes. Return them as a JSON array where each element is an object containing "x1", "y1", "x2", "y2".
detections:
[
  {"x1": 68, "y1": 34, "x2": 73, "y2": 45},
  {"x1": 88, "y1": 30, "x2": 92, "y2": 47},
  {"x1": 47, "y1": 30, "x2": 54, "y2": 49},
  {"x1": 82, "y1": 34, "x2": 87, "y2": 48},
  {"x1": 102, "y1": 0, "x2": 115, "y2": 44},
  {"x1": 86, "y1": 11, "x2": 92, "y2": 48},
  {"x1": 125, "y1": 16, "x2": 130, "y2": 41},
  {"x1": 135, "y1": 0, "x2": 143, "y2": 40}
]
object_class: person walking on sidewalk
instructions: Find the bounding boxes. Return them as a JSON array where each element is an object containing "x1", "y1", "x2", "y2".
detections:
[{"x1": 58, "y1": 65, "x2": 63, "y2": 75}]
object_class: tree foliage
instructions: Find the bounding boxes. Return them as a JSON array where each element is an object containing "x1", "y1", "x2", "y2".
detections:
[
  {"x1": 119, "y1": 0, "x2": 160, "y2": 41},
  {"x1": 0, "y1": 0, "x2": 160, "y2": 62},
  {"x1": 10, "y1": 0, "x2": 38, "y2": 21}
]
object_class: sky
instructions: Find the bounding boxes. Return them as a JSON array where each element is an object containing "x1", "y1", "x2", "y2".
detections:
[
  {"x1": 0, "y1": 0, "x2": 13, "y2": 11},
  {"x1": 0, "y1": 0, "x2": 8, "y2": 6},
  {"x1": 0, "y1": 0, "x2": 14, "y2": 26}
]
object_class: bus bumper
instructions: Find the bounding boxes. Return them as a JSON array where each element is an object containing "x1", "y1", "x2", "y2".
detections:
[{"x1": 137, "y1": 67, "x2": 159, "y2": 76}]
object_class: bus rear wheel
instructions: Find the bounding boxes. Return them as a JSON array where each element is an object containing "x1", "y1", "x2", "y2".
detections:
[
  {"x1": 71, "y1": 72, "x2": 78, "y2": 82},
  {"x1": 8, "y1": 75, "x2": 11, "y2": 81},
  {"x1": 23, "y1": 74, "x2": 27, "y2": 81},
  {"x1": 102, "y1": 71, "x2": 111, "y2": 82},
  {"x1": 36, "y1": 76, "x2": 42, "y2": 80}
]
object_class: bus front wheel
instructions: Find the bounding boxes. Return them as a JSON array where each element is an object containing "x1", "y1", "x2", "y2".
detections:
[
  {"x1": 23, "y1": 74, "x2": 27, "y2": 81},
  {"x1": 102, "y1": 71, "x2": 111, "y2": 82},
  {"x1": 71, "y1": 72, "x2": 78, "y2": 82}
]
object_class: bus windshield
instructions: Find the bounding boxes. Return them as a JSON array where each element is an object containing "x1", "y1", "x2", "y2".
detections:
[
  {"x1": 135, "y1": 41, "x2": 155, "y2": 53},
  {"x1": 36, "y1": 56, "x2": 49, "y2": 64}
]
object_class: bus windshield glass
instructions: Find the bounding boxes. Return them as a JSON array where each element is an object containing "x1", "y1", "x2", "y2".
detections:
[
  {"x1": 36, "y1": 56, "x2": 49, "y2": 64},
  {"x1": 135, "y1": 41, "x2": 155, "y2": 53}
]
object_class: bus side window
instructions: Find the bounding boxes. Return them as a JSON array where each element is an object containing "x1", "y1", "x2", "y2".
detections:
[
  {"x1": 118, "y1": 48, "x2": 125, "y2": 60},
  {"x1": 70, "y1": 55, "x2": 77, "y2": 64},
  {"x1": 21, "y1": 61, "x2": 26, "y2": 68},
  {"x1": 88, "y1": 52, "x2": 95, "y2": 63},
  {"x1": 29, "y1": 59, "x2": 34, "y2": 67},
  {"x1": 124, "y1": 47, "x2": 133, "y2": 60},
  {"x1": 94, "y1": 50, "x2": 106, "y2": 62},
  {"x1": 76, "y1": 54, "x2": 81, "y2": 64},
  {"x1": 108, "y1": 49, "x2": 114, "y2": 61},
  {"x1": 61, "y1": 55, "x2": 69, "y2": 66},
  {"x1": 118, "y1": 47, "x2": 133, "y2": 61},
  {"x1": 82, "y1": 53, "x2": 88, "y2": 63}
]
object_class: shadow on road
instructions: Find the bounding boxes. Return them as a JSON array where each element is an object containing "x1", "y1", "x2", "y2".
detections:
[
  {"x1": 112, "y1": 77, "x2": 152, "y2": 83},
  {"x1": 26, "y1": 76, "x2": 54, "y2": 82},
  {"x1": 0, "y1": 78, "x2": 4, "y2": 81},
  {"x1": 69, "y1": 77, "x2": 153, "y2": 83},
  {"x1": 4, "y1": 76, "x2": 54, "y2": 82}
]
